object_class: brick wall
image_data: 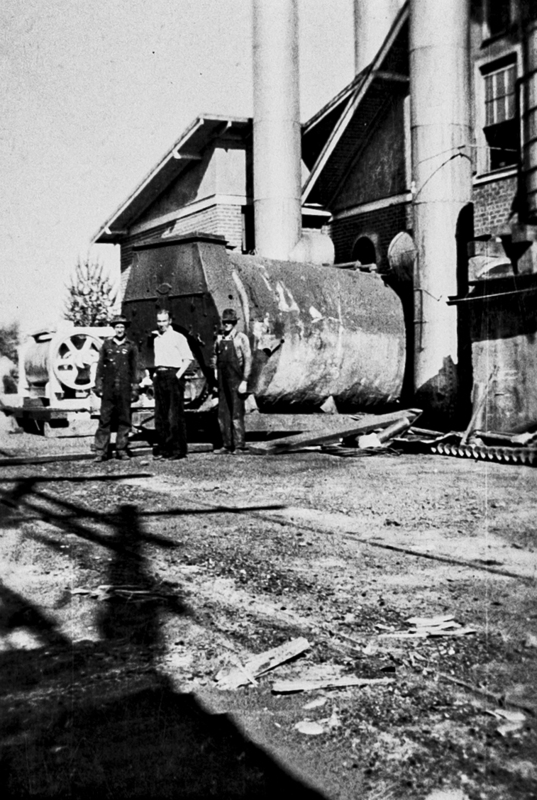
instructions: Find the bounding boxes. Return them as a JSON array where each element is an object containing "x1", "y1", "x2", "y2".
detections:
[
  {"x1": 215, "y1": 204, "x2": 243, "y2": 250},
  {"x1": 329, "y1": 203, "x2": 410, "y2": 268},
  {"x1": 120, "y1": 222, "x2": 170, "y2": 275},
  {"x1": 473, "y1": 175, "x2": 517, "y2": 236},
  {"x1": 119, "y1": 203, "x2": 244, "y2": 281}
]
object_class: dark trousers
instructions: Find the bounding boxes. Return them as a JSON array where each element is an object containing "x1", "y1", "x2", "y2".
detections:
[
  {"x1": 154, "y1": 370, "x2": 187, "y2": 457},
  {"x1": 218, "y1": 370, "x2": 245, "y2": 450},
  {"x1": 94, "y1": 389, "x2": 131, "y2": 456}
]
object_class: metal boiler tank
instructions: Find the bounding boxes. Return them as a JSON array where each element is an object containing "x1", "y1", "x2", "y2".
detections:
[{"x1": 123, "y1": 233, "x2": 405, "y2": 413}]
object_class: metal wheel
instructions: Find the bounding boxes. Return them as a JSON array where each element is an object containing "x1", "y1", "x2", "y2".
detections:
[{"x1": 52, "y1": 332, "x2": 103, "y2": 391}]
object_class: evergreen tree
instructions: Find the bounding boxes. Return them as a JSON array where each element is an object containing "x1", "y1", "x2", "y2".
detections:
[{"x1": 64, "y1": 258, "x2": 118, "y2": 326}]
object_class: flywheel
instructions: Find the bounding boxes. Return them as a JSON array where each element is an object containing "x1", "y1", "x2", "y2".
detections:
[{"x1": 52, "y1": 331, "x2": 103, "y2": 391}]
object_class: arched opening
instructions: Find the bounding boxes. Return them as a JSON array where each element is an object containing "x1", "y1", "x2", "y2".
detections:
[{"x1": 352, "y1": 236, "x2": 377, "y2": 266}]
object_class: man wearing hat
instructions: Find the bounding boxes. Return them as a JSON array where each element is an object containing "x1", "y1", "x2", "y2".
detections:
[
  {"x1": 213, "y1": 308, "x2": 252, "y2": 454},
  {"x1": 93, "y1": 315, "x2": 139, "y2": 462}
]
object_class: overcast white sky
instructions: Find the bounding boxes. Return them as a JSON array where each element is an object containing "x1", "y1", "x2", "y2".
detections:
[{"x1": 0, "y1": 0, "x2": 354, "y2": 335}]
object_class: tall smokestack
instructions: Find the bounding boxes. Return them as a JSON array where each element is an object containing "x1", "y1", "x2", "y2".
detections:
[
  {"x1": 252, "y1": 0, "x2": 302, "y2": 260},
  {"x1": 354, "y1": 0, "x2": 403, "y2": 74},
  {"x1": 410, "y1": 0, "x2": 472, "y2": 422}
]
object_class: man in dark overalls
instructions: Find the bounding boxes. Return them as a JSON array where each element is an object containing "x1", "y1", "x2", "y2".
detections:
[
  {"x1": 214, "y1": 308, "x2": 252, "y2": 454},
  {"x1": 93, "y1": 315, "x2": 139, "y2": 462}
]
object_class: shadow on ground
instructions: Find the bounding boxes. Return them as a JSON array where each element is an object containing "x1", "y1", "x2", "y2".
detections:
[{"x1": 0, "y1": 475, "x2": 324, "y2": 798}]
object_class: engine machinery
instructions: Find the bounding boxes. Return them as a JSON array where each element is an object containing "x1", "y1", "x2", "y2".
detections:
[
  {"x1": 122, "y1": 232, "x2": 406, "y2": 414},
  {"x1": 19, "y1": 325, "x2": 113, "y2": 403}
]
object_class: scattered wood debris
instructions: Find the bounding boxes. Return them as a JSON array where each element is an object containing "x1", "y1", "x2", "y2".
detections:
[
  {"x1": 68, "y1": 584, "x2": 173, "y2": 602},
  {"x1": 215, "y1": 637, "x2": 310, "y2": 690},
  {"x1": 486, "y1": 708, "x2": 526, "y2": 736},
  {"x1": 378, "y1": 614, "x2": 477, "y2": 639},
  {"x1": 247, "y1": 409, "x2": 422, "y2": 455},
  {"x1": 439, "y1": 672, "x2": 536, "y2": 716},
  {"x1": 294, "y1": 720, "x2": 325, "y2": 736},
  {"x1": 303, "y1": 697, "x2": 328, "y2": 710},
  {"x1": 294, "y1": 708, "x2": 342, "y2": 736},
  {"x1": 272, "y1": 676, "x2": 394, "y2": 694}
]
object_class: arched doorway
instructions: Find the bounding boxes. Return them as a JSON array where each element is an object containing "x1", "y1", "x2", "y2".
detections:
[{"x1": 352, "y1": 236, "x2": 377, "y2": 266}]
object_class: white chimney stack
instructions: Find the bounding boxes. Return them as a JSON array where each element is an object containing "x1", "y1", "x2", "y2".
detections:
[{"x1": 252, "y1": 0, "x2": 302, "y2": 260}]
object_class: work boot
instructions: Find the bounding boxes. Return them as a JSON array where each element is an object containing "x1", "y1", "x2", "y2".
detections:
[
  {"x1": 116, "y1": 451, "x2": 131, "y2": 461},
  {"x1": 213, "y1": 447, "x2": 232, "y2": 455},
  {"x1": 93, "y1": 454, "x2": 107, "y2": 463}
]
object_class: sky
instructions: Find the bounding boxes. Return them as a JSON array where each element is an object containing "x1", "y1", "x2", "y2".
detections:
[{"x1": 0, "y1": 0, "x2": 354, "y2": 336}]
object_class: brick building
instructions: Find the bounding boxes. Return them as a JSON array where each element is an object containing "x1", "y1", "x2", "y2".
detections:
[
  {"x1": 302, "y1": 0, "x2": 536, "y2": 275},
  {"x1": 93, "y1": 115, "x2": 328, "y2": 288},
  {"x1": 93, "y1": 0, "x2": 537, "y2": 430}
]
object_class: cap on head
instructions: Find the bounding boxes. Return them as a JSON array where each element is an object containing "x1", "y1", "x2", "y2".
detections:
[
  {"x1": 222, "y1": 308, "x2": 238, "y2": 323},
  {"x1": 111, "y1": 315, "x2": 128, "y2": 327}
]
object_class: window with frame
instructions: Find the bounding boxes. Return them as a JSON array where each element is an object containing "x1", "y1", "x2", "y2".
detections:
[{"x1": 482, "y1": 58, "x2": 519, "y2": 171}]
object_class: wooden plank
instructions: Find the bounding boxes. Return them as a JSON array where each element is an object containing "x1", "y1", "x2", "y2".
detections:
[
  {"x1": 247, "y1": 409, "x2": 422, "y2": 454},
  {"x1": 0, "y1": 442, "x2": 213, "y2": 468},
  {"x1": 216, "y1": 637, "x2": 311, "y2": 690},
  {"x1": 272, "y1": 676, "x2": 395, "y2": 694}
]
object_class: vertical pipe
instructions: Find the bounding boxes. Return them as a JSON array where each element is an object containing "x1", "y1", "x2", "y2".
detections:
[
  {"x1": 522, "y1": 19, "x2": 537, "y2": 222},
  {"x1": 409, "y1": 0, "x2": 473, "y2": 422},
  {"x1": 353, "y1": 0, "x2": 403, "y2": 74},
  {"x1": 252, "y1": 0, "x2": 302, "y2": 260}
]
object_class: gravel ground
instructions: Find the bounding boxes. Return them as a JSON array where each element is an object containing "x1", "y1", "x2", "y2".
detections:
[{"x1": 0, "y1": 427, "x2": 536, "y2": 799}]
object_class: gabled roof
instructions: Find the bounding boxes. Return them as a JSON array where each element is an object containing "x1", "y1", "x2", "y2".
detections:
[
  {"x1": 93, "y1": 115, "x2": 251, "y2": 244},
  {"x1": 301, "y1": 1, "x2": 409, "y2": 207}
]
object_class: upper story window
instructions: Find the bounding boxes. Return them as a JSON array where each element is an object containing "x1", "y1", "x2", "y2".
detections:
[
  {"x1": 479, "y1": 56, "x2": 519, "y2": 172},
  {"x1": 483, "y1": 0, "x2": 515, "y2": 40}
]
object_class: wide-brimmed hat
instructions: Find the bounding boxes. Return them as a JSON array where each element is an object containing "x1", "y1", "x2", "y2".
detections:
[
  {"x1": 111, "y1": 315, "x2": 128, "y2": 326},
  {"x1": 221, "y1": 308, "x2": 238, "y2": 322}
]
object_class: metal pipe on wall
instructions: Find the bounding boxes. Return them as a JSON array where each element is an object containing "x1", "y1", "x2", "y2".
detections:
[
  {"x1": 409, "y1": 0, "x2": 473, "y2": 422},
  {"x1": 522, "y1": 18, "x2": 537, "y2": 222},
  {"x1": 353, "y1": 0, "x2": 403, "y2": 74},
  {"x1": 252, "y1": 0, "x2": 302, "y2": 260}
]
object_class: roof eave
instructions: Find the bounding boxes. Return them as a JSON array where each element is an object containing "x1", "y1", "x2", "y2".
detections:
[
  {"x1": 92, "y1": 115, "x2": 251, "y2": 244},
  {"x1": 301, "y1": 1, "x2": 409, "y2": 205}
]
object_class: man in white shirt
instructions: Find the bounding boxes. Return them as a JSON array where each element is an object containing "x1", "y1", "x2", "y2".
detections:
[{"x1": 152, "y1": 309, "x2": 193, "y2": 460}]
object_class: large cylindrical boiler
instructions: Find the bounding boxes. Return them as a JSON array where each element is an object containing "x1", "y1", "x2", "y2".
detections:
[
  {"x1": 123, "y1": 235, "x2": 405, "y2": 412},
  {"x1": 225, "y1": 253, "x2": 405, "y2": 410}
]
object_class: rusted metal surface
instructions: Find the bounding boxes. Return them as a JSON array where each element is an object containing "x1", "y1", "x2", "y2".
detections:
[
  {"x1": 226, "y1": 253, "x2": 405, "y2": 410},
  {"x1": 123, "y1": 234, "x2": 406, "y2": 412}
]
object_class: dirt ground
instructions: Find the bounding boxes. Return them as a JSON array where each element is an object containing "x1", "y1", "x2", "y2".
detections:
[{"x1": 0, "y1": 422, "x2": 536, "y2": 799}]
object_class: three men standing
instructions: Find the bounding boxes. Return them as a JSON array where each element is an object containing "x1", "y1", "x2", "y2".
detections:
[
  {"x1": 214, "y1": 308, "x2": 252, "y2": 454},
  {"x1": 152, "y1": 309, "x2": 193, "y2": 460},
  {"x1": 94, "y1": 306, "x2": 252, "y2": 461},
  {"x1": 93, "y1": 315, "x2": 139, "y2": 462}
]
